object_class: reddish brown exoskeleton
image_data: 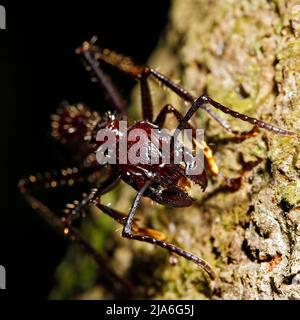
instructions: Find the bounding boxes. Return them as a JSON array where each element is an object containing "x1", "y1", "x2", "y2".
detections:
[{"x1": 18, "y1": 37, "x2": 294, "y2": 284}]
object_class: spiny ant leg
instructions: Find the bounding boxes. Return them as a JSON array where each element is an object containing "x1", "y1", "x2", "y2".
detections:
[
  {"x1": 149, "y1": 69, "x2": 295, "y2": 137},
  {"x1": 79, "y1": 40, "x2": 144, "y2": 78},
  {"x1": 20, "y1": 191, "x2": 131, "y2": 291},
  {"x1": 126, "y1": 234, "x2": 216, "y2": 280},
  {"x1": 177, "y1": 95, "x2": 294, "y2": 136},
  {"x1": 148, "y1": 68, "x2": 260, "y2": 138},
  {"x1": 154, "y1": 104, "x2": 183, "y2": 128},
  {"x1": 155, "y1": 104, "x2": 220, "y2": 176},
  {"x1": 79, "y1": 40, "x2": 154, "y2": 121},
  {"x1": 65, "y1": 173, "x2": 121, "y2": 225},
  {"x1": 18, "y1": 165, "x2": 100, "y2": 194},
  {"x1": 204, "y1": 96, "x2": 294, "y2": 135},
  {"x1": 18, "y1": 166, "x2": 133, "y2": 290},
  {"x1": 23, "y1": 193, "x2": 103, "y2": 266},
  {"x1": 92, "y1": 184, "x2": 214, "y2": 276},
  {"x1": 140, "y1": 68, "x2": 153, "y2": 121},
  {"x1": 76, "y1": 40, "x2": 127, "y2": 117},
  {"x1": 155, "y1": 104, "x2": 255, "y2": 190},
  {"x1": 118, "y1": 181, "x2": 216, "y2": 279},
  {"x1": 96, "y1": 202, "x2": 214, "y2": 278},
  {"x1": 81, "y1": 39, "x2": 293, "y2": 137},
  {"x1": 18, "y1": 165, "x2": 102, "y2": 248},
  {"x1": 77, "y1": 40, "x2": 236, "y2": 134},
  {"x1": 18, "y1": 164, "x2": 100, "y2": 243},
  {"x1": 62, "y1": 172, "x2": 166, "y2": 245},
  {"x1": 122, "y1": 181, "x2": 152, "y2": 237},
  {"x1": 96, "y1": 203, "x2": 166, "y2": 240},
  {"x1": 75, "y1": 181, "x2": 167, "y2": 239}
]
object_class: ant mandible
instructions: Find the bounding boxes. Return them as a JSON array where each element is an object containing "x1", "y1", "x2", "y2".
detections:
[{"x1": 18, "y1": 37, "x2": 294, "y2": 283}]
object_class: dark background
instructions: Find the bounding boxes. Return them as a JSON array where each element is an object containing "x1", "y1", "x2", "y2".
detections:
[{"x1": 0, "y1": 1, "x2": 170, "y2": 298}]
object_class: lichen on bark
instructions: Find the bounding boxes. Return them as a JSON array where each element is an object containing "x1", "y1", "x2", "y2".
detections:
[{"x1": 51, "y1": 0, "x2": 300, "y2": 300}]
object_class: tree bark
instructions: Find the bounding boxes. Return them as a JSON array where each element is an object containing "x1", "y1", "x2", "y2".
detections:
[
  {"x1": 51, "y1": 0, "x2": 300, "y2": 300},
  {"x1": 140, "y1": 0, "x2": 300, "y2": 300}
]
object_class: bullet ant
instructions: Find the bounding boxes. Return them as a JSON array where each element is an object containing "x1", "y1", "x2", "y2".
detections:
[{"x1": 18, "y1": 37, "x2": 294, "y2": 285}]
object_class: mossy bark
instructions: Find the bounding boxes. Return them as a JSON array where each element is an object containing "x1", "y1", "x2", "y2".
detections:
[
  {"x1": 141, "y1": 0, "x2": 300, "y2": 299},
  {"x1": 51, "y1": 0, "x2": 300, "y2": 300}
]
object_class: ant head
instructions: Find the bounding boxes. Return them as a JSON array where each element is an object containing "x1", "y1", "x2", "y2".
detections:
[{"x1": 51, "y1": 103, "x2": 101, "y2": 151}]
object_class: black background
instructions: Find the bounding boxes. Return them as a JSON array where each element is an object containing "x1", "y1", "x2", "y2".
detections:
[{"x1": 0, "y1": 0, "x2": 170, "y2": 298}]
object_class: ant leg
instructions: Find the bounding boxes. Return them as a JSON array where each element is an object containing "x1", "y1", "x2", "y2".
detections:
[
  {"x1": 78, "y1": 40, "x2": 154, "y2": 121},
  {"x1": 122, "y1": 181, "x2": 152, "y2": 237},
  {"x1": 64, "y1": 172, "x2": 121, "y2": 224},
  {"x1": 20, "y1": 167, "x2": 122, "y2": 240},
  {"x1": 20, "y1": 191, "x2": 131, "y2": 291},
  {"x1": 18, "y1": 164, "x2": 102, "y2": 246},
  {"x1": 76, "y1": 39, "x2": 290, "y2": 137},
  {"x1": 76, "y1": 40, "x2": 235, "y2": 133},
  {"x1": 18, "y1": 168, "x2": 132, "y2": 290},
  {"x1": 154, "y1": 104, "x2": 183, "y2": 129},
  {"x1": 96, "y1": 204, "x2": 166, "y2": 240},
  {"x1": 148, "y1": 68, "x2": 260, "y2": 138},
  {"x1": 162, "y1": 101, "x2": 266, "y2": 188},
  {"x1": 96, "y1": 202, "x2": 215, "y2": 279},
  {"x1": 149, "y1": 69, "x2": 295, "y2": 137},
  {"x1": 155, "y1": 104, "x2": 258, "y2": 190},
  {"x1": 176, "y1": 95, "x2": 294, "y2": 136},
  {"x1": 18, "y1": 165, "x2": 100, "y2": 194},
  {"x1": 76, "y1": 40, "x2": 127, "y2": 116},
  {"x1": 155, "y1": 104, "x2": 220, "y2": 176},
  {"x1": 114, "y1": 181, "x2": 216, "y2": 279},
  {"x1": 140, "y1": 68, "x2": 153, "y2": 121}
]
